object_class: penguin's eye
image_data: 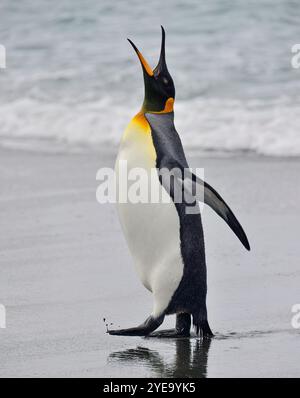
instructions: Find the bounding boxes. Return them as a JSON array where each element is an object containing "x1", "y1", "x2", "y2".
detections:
[{"x1": 162, "y1": 77, "x2": 169, "y2": 85}]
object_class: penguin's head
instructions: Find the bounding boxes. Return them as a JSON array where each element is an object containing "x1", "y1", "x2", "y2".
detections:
[{"x1": 128, "y1": 26, "x2": 175, "y2": 113}]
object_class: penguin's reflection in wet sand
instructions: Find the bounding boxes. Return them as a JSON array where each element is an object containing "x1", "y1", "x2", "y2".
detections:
[{"x1": 108, "y1": 337, "x2": 212, "y2": 378}]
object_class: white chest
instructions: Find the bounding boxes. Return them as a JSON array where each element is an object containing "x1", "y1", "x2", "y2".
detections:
[{"x1": 115, "y1": 122, "x2": 183, "y2": 292}]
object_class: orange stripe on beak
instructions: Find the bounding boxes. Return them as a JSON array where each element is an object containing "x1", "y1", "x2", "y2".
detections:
[{"x1": 127, "y1": 39, "x2": 153, "y2": 77}]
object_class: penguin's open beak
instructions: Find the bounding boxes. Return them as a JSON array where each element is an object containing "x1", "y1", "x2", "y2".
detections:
[
  {"x1": 127, "y1": 38, "x2": 153, "y2": 77},
  {"x1": 127, "y1": 26, "x2": 168, "y2": 78}
]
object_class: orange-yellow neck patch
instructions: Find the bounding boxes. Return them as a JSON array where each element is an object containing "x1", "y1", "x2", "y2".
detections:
[
  {"x1": 131, "y1": 112, "x2": 151, "y2": 133},
  {"x1": 129, "y1": 97, "x2": 175, "y2": 135},
  {"x1": 154, "y1": 97, "x2": 174, "y2": 114}
]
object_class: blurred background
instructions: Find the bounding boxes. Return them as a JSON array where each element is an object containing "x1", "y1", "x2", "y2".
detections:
[{"x1": 1, "y1": 0, "x2": 300, "y2": 155}]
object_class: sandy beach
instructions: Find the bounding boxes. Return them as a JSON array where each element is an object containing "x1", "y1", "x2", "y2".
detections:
[{"x1": 0, "y1": 147, "x2": 299, "y2": 377}]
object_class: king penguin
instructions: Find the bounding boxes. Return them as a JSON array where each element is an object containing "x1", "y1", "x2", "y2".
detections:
[{"x1": 108, "y1": 27, "x2": 250, "y2": 337}]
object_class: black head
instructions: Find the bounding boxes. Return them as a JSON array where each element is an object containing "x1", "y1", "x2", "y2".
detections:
[{"x1": 128, "y1": 26, "x2": 175, "y2": 113}]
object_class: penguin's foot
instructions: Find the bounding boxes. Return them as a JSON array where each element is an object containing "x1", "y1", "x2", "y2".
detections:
[
  {"x1": 194, "y1": 320, "x2": 214, "y2": 338},
  {"x1": 148, "y1": 328, "x2": 190, "y2": 338},
  {"x1": 107, "y1": 315, "x2": 164, "y2": 337},
  {"x1": 108, "y1": 327, "x2": 146, "y2": 336},
  {"x1": 148, "y1": 313, "x2": 191, "y2": 338}
]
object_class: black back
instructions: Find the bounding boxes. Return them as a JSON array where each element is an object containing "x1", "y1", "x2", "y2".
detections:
[{"x1": 145, "y1": 112, "x2": 208, "y2": 323}]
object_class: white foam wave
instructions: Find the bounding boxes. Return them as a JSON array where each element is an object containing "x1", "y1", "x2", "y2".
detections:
[
  {"x1": 0, "y1": 96, "x2": 300, "y2": 156},
  {"x1": 176, "y1": 97, "x2": 300, "y2": 156}
]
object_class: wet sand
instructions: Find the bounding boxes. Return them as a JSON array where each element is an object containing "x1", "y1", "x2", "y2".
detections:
[{"x1": 0, "y1": 147, "x2": 299, "y2": 377}]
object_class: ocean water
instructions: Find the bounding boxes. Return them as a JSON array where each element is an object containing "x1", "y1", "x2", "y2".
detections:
[{"x1": 0, "y1": 0, "x2": 300, "y2": 155}]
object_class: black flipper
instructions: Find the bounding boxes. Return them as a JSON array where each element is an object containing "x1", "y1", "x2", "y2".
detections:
[
  {"x1": 145, "y1": 112, "x2": 250, "y2": 251},
  {"x1": 196, "y1": 174, "x2": 250, "y2": 251},
  {"x1": 179, "y1": 168, "x2": 250, "y2": 251},
  {"x1": 107, "y1": 315, "x2": 164, "y2": 336}
]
